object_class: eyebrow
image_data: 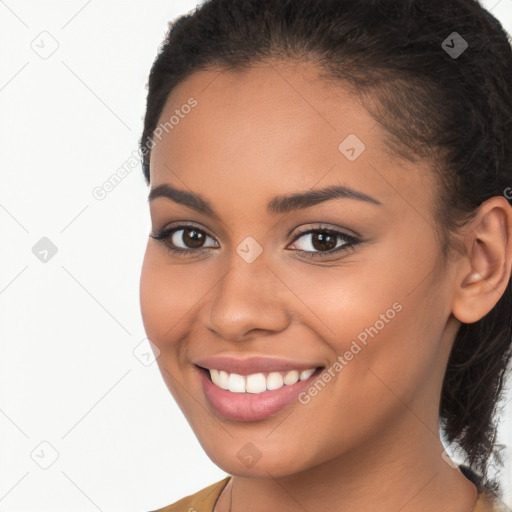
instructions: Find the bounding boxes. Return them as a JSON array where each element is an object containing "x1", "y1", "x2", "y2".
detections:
[{"x1": 148, "y1": 183, "x2": 382, "y2": 218}]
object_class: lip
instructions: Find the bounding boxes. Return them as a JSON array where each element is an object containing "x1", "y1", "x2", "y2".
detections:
[
  {"x1": 196, "y1": 364, "x2": 324, "y2": 422},
  {"x1": 194, "y1": 355, "x2": 323, "y2": 375}
]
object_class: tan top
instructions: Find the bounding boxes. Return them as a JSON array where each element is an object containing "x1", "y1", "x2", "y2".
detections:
[{"x1": 150, "y1": 475, "x2": 510, "y2": 512}]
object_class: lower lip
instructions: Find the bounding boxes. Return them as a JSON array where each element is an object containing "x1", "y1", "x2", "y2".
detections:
[{"x1": 198, "y1": 366, "x2": 322, "y2": 422}]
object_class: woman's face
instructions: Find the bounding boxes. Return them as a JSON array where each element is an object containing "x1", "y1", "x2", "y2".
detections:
[{"x1": 140, "y1": 59, "x2": 460, "y2": 477}]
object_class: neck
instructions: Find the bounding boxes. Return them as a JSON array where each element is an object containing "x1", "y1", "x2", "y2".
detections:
[{"x1": 217, "y1": 414, "x2": 478, "y2": 512}]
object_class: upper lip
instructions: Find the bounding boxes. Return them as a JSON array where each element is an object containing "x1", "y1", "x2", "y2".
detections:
[{"x1": 194, "y1": 355, "x2": 324, "y2": 375}]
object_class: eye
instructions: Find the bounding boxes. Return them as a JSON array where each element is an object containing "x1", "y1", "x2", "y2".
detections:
[
  {"x1": 150, "y1": 224, "x2": 218, "y2": 256},
  {"x1": 287, "y1": 226, "x2": 359, "y2": 259},
  {"x1": 150, "y1": 223, "x2": 360, "y2": 260}
]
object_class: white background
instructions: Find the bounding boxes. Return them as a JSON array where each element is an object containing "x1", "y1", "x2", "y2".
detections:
[{"x1": 0, "y1": 1, "x2": 511, "y2": 510}]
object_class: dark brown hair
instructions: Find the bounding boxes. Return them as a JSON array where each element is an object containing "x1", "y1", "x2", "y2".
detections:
[{"x1": 140, "y1": 0, "x2": 512, "y2": 498}]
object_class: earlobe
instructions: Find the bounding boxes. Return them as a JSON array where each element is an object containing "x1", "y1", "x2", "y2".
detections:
[{"x1": 452, "y1": 197, "x2": 512, "y2": 324}]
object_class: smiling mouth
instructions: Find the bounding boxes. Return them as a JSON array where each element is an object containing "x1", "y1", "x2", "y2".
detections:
[{"x1": 197, "y1": 365, "x2": 324, "y2": 394}]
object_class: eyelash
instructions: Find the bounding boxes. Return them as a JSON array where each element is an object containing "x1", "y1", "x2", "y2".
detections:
[{"x1": 149, "y1": 223, "x2": 360, "y2": 260}]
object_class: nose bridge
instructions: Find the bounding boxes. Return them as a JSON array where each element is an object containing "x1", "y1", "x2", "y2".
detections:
[{"x1": 204, "y1": 240, "x2": 290, "y2": 340}]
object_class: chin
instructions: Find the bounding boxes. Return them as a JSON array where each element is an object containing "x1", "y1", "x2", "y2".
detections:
[{"x1": 199, "y1": 438, "x2": 317, "y2": 479}]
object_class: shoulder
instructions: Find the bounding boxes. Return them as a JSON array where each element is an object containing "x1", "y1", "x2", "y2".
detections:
[
  {"x1": 473, "y1": 493, "x2": 511, "y2": 512},
  {"x1": 459, "y1": 465, "x2": 510, "y2": 512},
  {"x1": 148, "y1": 476, "x2": 231, "y2": 512}
]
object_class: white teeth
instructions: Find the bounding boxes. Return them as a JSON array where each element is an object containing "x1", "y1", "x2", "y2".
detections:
[
  {"x1": 266, "y1": 372, "x2": 284, "y2": 390},
  {"x1": 208, "y1": 367, "x2": 318, "y2": 393},
  {"x1": 246, "y1": 373, "x2": 267, "y2": 393},
  {"x1": 283, "y1": 370, "x2": 300, "y2": 386},
  {"x1": 300, "y1": 368, "x2": 315, "y2": 380},
  {"x1": 217, "y1": 370, "x2": 229, "y2": 389},
  {"x1": 228, "y1": 373, "x2": 246, "y2": 393}
]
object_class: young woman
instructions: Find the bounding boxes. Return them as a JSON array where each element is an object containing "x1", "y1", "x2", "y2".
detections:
[{"x1": 138, "y1": 0, "x2": 512, "y2": 510}]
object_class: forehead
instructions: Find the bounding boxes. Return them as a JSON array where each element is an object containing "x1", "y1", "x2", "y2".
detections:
[
  {"x1": 152, "y1": 59, "x2": 375, "y2": 160},
  {"x1": 149, "y1": 59, "x2": 435, "y2": 216}
]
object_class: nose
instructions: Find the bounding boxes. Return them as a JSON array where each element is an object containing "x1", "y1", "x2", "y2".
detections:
[{"x1": 203, "y1": 252, "x2": 292, "y2": 342}]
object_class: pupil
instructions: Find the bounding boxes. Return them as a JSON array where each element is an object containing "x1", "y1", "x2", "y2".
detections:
[
  {"x1": 312, "y1": 232, "x2": 336, "y2": 251},
  {"x1": 183, "y1": 228, "x2": 205, "y2": 248}
]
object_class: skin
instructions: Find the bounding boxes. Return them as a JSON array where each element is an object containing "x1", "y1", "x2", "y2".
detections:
[{"x1": 139, "y1": 59, "x2": 512, "y2": 512}]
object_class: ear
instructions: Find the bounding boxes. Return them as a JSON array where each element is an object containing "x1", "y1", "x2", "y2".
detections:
[{"x1": 451, "y1": 196, "x2": 512, "y2": 324}]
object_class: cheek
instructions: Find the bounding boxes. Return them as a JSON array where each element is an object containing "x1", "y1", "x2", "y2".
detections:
[
  {"x1": 303, "y1": 257, "x2": 443, "y2": 411},
  {"x1": 139, "y1": 247, "x2": 199, "y2": 344},
  {"x1": 139, "y1": 250, "x2": 201, "y2": 406},
  {"x1": 139, "y1": 252, "x2": 166, "y2": 340},
  {"x1": 285, "y1": 260, "x2": 403, "y2": 350}
]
